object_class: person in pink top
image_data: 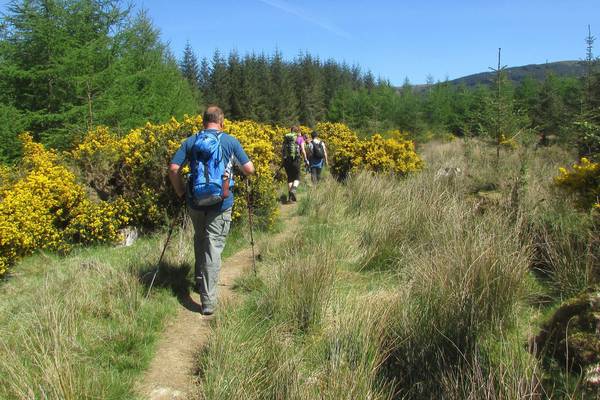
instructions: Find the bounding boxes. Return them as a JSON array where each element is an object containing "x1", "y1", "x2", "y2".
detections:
[{"x1": 295, "y1": 130, "x2": 308, "y2": 167}]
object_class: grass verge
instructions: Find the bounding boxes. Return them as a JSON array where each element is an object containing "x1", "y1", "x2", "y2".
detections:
[
  {"x1": 196, "y1": 139, "x2": 597, "y2": 399},
  {"x1": 0, "y1": 208, "x2": 258, "y2": 399}
]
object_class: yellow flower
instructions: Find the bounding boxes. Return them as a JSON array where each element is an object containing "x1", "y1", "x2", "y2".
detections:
[{"x1": 2, "y1": 117, "x2": 424, "y2": 275}]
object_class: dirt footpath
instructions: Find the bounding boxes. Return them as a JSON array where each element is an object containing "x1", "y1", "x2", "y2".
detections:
[{"x1": 136, "y1": 203, "x2": 298, "y2": 400}]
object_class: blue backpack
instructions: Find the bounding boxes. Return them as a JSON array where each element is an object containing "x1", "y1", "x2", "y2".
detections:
[{"x1": 188, "y1": 130, "x2": 231, "y2": 206}]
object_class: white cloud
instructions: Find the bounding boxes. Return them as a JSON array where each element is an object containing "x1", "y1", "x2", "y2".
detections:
[{"x1": 257, "y1": 0, "x2": 352, "y2": 40}]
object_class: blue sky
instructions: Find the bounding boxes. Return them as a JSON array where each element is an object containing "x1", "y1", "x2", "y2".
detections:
[{"x1": 2, "y1": 0, "x2": 599, "y2": 85}]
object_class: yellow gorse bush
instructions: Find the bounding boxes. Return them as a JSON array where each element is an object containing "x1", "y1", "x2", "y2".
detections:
[
  {"x1": 0, "y1": 134, "x2": 131, "y2": 272},
  {"x1": 1, "y1": 117, "x2": 422, "y2": 275},
  {"x1": 554, "y1": 157, "x2": 600, "y2": 209},
  {"x1": 317, "y1": 122, "x2": 423, "y2": 179},
  {"x1": 66, "y1": 197, "x2": 132, "y2": 244},
  {"x1": 0, "y1": 164, "x2": 11, "y2": 194},
  {"x1": 224, "y1": 120, "x2": 280, "y2": 225},
  {"x1": 361, "y1": 134, "x2": 424, "y2": 174},
  {"x1": 72, "y1": 116, "x2": 280, "y2": 228},
  {"x1": 317, "y1": 122, "x2": 362, "y2": 180}
]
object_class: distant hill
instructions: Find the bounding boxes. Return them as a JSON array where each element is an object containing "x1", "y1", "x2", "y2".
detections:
[{"x1": 410, "y1": 60, "x2": 585, "y2": 91}]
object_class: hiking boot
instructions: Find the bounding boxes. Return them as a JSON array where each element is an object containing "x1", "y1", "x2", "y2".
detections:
[
  {"x1": 289, "y1": 190, "x2": 297, "y2": 202},
  {"x1": 201, "y1": 304, "x2": 215, "y2": 316}
]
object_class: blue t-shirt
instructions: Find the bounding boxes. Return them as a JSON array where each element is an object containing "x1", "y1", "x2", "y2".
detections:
[
  {"x1": 171, "y1": 129, "x2": 250, "y2": 211},
  {"x1": 308, "y1": 140, "x2": 325, "y2": 168}
]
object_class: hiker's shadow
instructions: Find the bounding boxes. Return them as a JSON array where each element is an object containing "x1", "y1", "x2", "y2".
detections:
[{"x1": 138, "y1": 261, "x2": 203, "y2": 314}]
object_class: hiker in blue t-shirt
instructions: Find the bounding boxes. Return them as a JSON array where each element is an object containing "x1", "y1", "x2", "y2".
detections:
[
  {"x1": 307, "y1": 130, "x2": 328, "y2": 184},
  {"x1": 168, "y1": 106, "x2": 255, "y2": 315}
]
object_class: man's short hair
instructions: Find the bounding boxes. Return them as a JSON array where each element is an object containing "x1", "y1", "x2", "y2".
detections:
[
  {"x1": 311, "y1": 131, "x2": 319, "y2": 139},
  {"x1": 290, "y1": 125, "x2": 300, "y2": 133},
  {"x1": 203, "y1": 106, "x2": 224, "y2": 125}
]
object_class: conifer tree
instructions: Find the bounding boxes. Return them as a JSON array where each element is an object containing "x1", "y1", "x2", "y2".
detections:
[
  {"x1": 180, "y1": 41, "x2": 202, "y2": 102},
  {"x1": 350, "y1": 64, "x2": 362, "y2": 89},
  {"x1": 238, "y1": 53, "x2": 261, "y2": 121},
  {"x1": 0, "y1": 0, "x2": 126, "y2": 148},
  {"x1": 322, "y1": 59, "x2": 352, "y2": 110},
  {"x1": 363, "y1": 70, "x2": 376, "y2": 92},
  {"x1": 252, "y1": 53, "x2": 273, "y2": 122},
  {"x1": 208, "y1": 49, "x2": 230, "y2": 112},
  {"x1": 0, "y1": 0, "x2": 197, "y2": 157},
  {"x1": 269, "y1": 49, "x2": 297, "y2": 124},
  {"x1": 198, "y1": 56, "x2": 211, "y2": 104},
  {"x1": 294, "y1": 53, "x2": 325, "y2": 126},
  {"x1": 584, "y1": 25, "x2": 596, "y2": 107},
  {"x1": 483, "y1": 49, "x2": 528, "y2": 158},
  {"x1": 227, "y1": 50, "x2": 244, "y2": 119},
  {"x1": 96, "y1": 10, "x2": 197, "y2": 131},
  {"x1": 327, "y1": 87, "x2": 353, "y2": 124},
  {"x1": 533, "y1": 73, "x2": 566, "y2": 137},
  {"x1": 514, "y1": 76, "x2": 541, "y2": 125},
  {"x1": 423, "y1": 80, "x2": 453, "y2": 131},
  {"x1": 574, "y1": 27, "x2": 600, "y2": 157},
  {"x1": 394, "y1": 78, "x2": 420, "y2": 133}
]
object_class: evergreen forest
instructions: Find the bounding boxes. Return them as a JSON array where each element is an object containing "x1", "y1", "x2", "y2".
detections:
[{"x1": 2, "y1": 0, "x2": 600, "y2": 164}]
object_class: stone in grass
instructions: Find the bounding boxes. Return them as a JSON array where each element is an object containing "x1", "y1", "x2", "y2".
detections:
[
  {"x1": 117, "y1": 226, "x2": 138, "y2": 247},
  {"x1": 434, "y1": 166, "x2": 462, "y2": 180},
  {"x1": 531, "y1": 288, "x2": 600, "y2": 391}
]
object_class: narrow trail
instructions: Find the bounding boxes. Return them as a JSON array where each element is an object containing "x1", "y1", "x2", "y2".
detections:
[{"x1": 136, "y1": 202, "x2": 299, "y2": 400}]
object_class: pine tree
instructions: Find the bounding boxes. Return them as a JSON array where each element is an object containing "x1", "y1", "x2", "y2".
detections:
[
  {"x1": 574, "y1": 27, "x2": 600, "y2": 157},
  {"x1": 394, "y1": 78, "x2": 421, "y2": 133},
  {"x1": 208, "y1": 49, "x2": 230, "y2": 112},
  {"x1": 423, "y1": 80, "x2": 453, "y2": 131},
  {"x1": 252, "y1": 53, "x2": 272, "y2": 122},
  {"x1": 514, "y1": 76, "x2": 540, "y2": 126},
  {"x1": 487, "y1": 48, "x2": 527, "y2": 157},
  {"x1": 533, "y1": 73, "x2": 566, "y2": 137},
  {"x1": 322, "y1": 59, "x2": 351, "y2": 110},
  {"x1": 465, "y1": 84, "x2": 494, "y2": 136},
  {"x1": 294, "y1": 53, "x2": 325, "y2": 126},
  {"x1": 584, "y1": 25, "x2": 596, "y2": 107},
  {"x1": 269, "y1": 49, "x2": 297, "y2": 124},
  {"x1": 198, "y1": 56, "x2": 211, "y2": 106},
  {"x1": 363, "y1": 70, "x2": 376, "y2": 92},
  {"x1": 350, "y1": 64, "x2": 362, "y2": 90},
  {"x1": 0, "y1": 0, "x2": 127, "y2": 148},
  {"x1": 96, "y1": 10, "x2": 197, "y2": 131},
  {"x1": 227, "y1": 50, "x2": 244, "y2": 119},
  {"x1": 327, "y1": 87, "x2": 353, "y2": 124},
  {"x1": 179, "y1": 41, "x2": 202, "y2": 102},
  {"x1": 238, "y1": 53, "x2": 261, "y2": 121}
]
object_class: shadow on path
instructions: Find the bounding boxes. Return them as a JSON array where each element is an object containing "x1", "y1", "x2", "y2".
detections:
[
  {"x1": 137, "y1": 202, "x2": 300, "y2": 399},
  {"x1": 138, "y1": 261, "x2": 202, "y2": 313}
]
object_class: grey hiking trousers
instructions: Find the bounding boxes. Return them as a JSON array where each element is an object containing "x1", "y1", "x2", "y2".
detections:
[{"x1": 187, "y1": 206, "x2": 232, "y2": 308}]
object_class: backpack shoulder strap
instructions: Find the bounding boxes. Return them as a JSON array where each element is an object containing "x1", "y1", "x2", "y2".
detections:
[
  {"x1": 215, "y1": 132, "x2": 225, "y2": 163},
  {"x1": 187, "y1": 132, "x2": 201, "y2": 161}
]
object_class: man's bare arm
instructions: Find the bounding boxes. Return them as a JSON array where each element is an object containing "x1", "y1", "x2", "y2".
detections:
[
  {"x1": 168, "y1": 163, "x2": 186, "y2": 198},
  {"x1": 300, "y1": 143, "x2": 308, "y2": 164},
  {"x1": 240, "y1": 161, "x2": 255, "y2": 176}
]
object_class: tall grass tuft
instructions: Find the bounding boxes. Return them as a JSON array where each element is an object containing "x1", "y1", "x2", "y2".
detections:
[
  {"x1": 198, "y1": 139, "x2": 594, "y2": 399},
  {"x1": 0, "y1": 233, "x2": 184, "y2": 399},
  {"x1": 259, "y1": 249, "x2": 337, "y2": 333},
  {"x1": 316, "y1": 294, "x2": 396, "y2": 399}
]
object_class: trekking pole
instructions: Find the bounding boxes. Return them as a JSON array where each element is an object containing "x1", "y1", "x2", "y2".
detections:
[
  {"x1": 146, "y1": 202, "x2": 184, "y2": 299},
  {"x1": 274, "y1": 164, "x2": 283, "y2": 177},
  {"x1": 246, "y1": 179, "x2": 257, "y2": 276}
]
